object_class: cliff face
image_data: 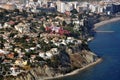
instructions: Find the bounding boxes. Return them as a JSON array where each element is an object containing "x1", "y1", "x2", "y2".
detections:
[
  {"x1": 69, "y1": 50, "x2": 98, "y2": 69},
  {"x1": 4, "y1": 49, "x2": 98, "y2": 80}
]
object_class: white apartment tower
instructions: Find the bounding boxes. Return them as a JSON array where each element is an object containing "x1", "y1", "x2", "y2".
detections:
[{"x1": 56, "y1": 1, "x2": 65, "y2": 13}]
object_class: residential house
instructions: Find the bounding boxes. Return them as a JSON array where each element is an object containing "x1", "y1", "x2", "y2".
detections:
[
  {"x1": 66, "y1": 37, "x2": 74, "y2": 44},
  {"x1": 3, "y1": 59, "x2": 12, "y2": 64},
  {"x1": 15, "y1": 59, "x2": 28, "y2": 66},
  {"x1": 39, "y1": 51, "x2": 46, "y2": 59},
  {"x1": 39, "y1": 50, "x2": 58, "y2": 60},
  {"x1": 1, "y1": 4, "x2": 17, "y2": 10},
  {"x1": 15, "y1": 22, "x2": 30, "y2": 33},
  {"x1": 0, "y1": 23, "x2": 2, "y2": 29},
  {"x1": 8, "y1": 20, "x2": 15, "y2": 26},
  {"x1": 14, "y1": 48, "x2": 22, "y2": 54},
  {"x1": 0, "y1": 53, "x2": 5, "y2": 60},
  {"x1": 50, "y1": 48, "x2": 59, "y2": 55},
  {"x1": 89, "y1": 4, "x2": 98, "y2": 13},
  {"x1": 65, "y1": 3, "x2": 73, "y2": 12},
  {"x1": 6, "y1": 52, "x2": 14, "y2": 59},
  {"x1": 79, "y1": 19, "x2": 84, "y2": 26},
  {"x1": 0, "y1": 49, "x2": 6, "y2": 54},
  {"x1": 10, "y1": 66, "x2": 21, "y2": 76},
  {"x1": 31, "y1": 54, "x2": 36, "y2": 60},
  {"x1": 45, "y1": 51, "x2": 53, "y2": 59},
  {"x1": 97, "y1": 6, "x2": 104, "y2": 13},
  {"x1": 3, "y1": 22, "x2": 11, "y2": 28}
]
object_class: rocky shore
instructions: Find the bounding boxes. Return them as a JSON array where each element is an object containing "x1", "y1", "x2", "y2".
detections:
[
  {"x1": 45, "y1": 56, "x2": 102, "y2": 80},
  {"x1": 4, "y1": 50, "x2": 101, "y2": 80}
]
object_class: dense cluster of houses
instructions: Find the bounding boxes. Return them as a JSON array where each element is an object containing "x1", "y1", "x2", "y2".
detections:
[
  {"x1": 0, "y1": 4, "x2": 91, "y2": 77},
  {"x1": 44, "y1": 22, "x2": 70, "y2": 35},
  {"x1": 0, "y1": 0, "x2": 119, "y2": 78}
]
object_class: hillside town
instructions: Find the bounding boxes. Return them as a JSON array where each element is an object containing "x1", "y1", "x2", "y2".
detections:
[{"x1": 0, "y1": 0, "x2": 120, "y2": 80}]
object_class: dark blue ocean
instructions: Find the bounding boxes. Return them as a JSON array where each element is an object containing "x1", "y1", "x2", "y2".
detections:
[{"x1": 56, "y1": 21, "x2": 120, "y2": 80}]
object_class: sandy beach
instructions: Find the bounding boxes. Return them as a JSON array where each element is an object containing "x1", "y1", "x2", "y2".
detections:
[
  {"x1": 45, "y1": 58, "x2": 102, "y2": 80},
  {"x1": 94, "y1": 17, "x2": 120, "y2": 29}
]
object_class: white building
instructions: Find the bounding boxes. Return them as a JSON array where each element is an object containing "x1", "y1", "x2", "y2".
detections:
[
  {"x1": 0, "y1": 24, "x2": 2, "y2": 29},
  {"x1": 81, "y1": 2, "x2": 89, "y2": 8},
  {"x1": 65, "y1": 3, "x2": 73, "y2": 11},
  {"x1": 3, "y1": 22, "x2": 11, "y2": 28},
  {"x1": 97, "y1": 6, "x2": 104, "y2": 13},
  {"x1": 14, "y1": 23, "x2": 30, "y2": 33},
  {"x1": 68, "y1": 1, "x2": 78, "y2": 9},
  {"x1": 89, "y1": 4, "x2": 97, "y2": 12},
  {"x1": 89, "y1": 3, "x2": 105, "y2": 13},
  {"x1": 50, "y1": 3, "x2": 55, "y2": 7},
  {"x1": 76, "y1": 2, "x2": 90, "y2": 12},
  {"x1": 0, "y1": 49, "x2": 6, "y2": 54},
  {"x1": 56, "y1": 1, "x2": 65, "y2": 13}
]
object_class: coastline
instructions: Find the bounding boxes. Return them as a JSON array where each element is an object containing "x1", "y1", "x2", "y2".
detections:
[
  {"x1": 44, "y1": 17, "x2": 120, "y2": 80},
  {"x1": 94, "y1": 17, "x2": 120, "y2": 29},
  {"x1": 45, "y1": 58, "x2": 102, "y2": 80}
]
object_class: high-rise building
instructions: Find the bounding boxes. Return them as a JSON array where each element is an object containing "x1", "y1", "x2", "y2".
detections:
[{"x1": 56, "y1": 1, "x2": 65, "y2": 13}]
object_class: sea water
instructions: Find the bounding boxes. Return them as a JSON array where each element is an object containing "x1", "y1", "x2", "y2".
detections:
[{"x1": 56, "y1": 21, "x2": 120, "y2": 80}]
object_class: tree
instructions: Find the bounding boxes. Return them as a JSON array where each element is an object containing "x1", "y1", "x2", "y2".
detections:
[
  {"x1": 81, "y1": 40, "x2": 90, "y2": 51},
  {"x1": 39, "y1": 26, "x2": 45, "y2": 32},
  {"x1": 9, "y1": 32, "x2": 17, "y2": 38},
  {"x1": 70, "y1": 9, "x2": 78, "y2": 14},
  {"x1": 62, "y1": 21, "x2": 67, "y2": 26},
  {"x1": 0, "y1": 43, "x2": 4, "y2": 49},
  {"x1": 14, "y1": 9, "x2": 20, "y2": 13},
  {"x1": 35, "y1": 56, "x2": 44, "y2": 61},
  {"x1": 50, "y1": 55, "x2": 60, "y2": 68},
  {"x1": 78, "y1": 13, "x2": 83, "y2": 20}
]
